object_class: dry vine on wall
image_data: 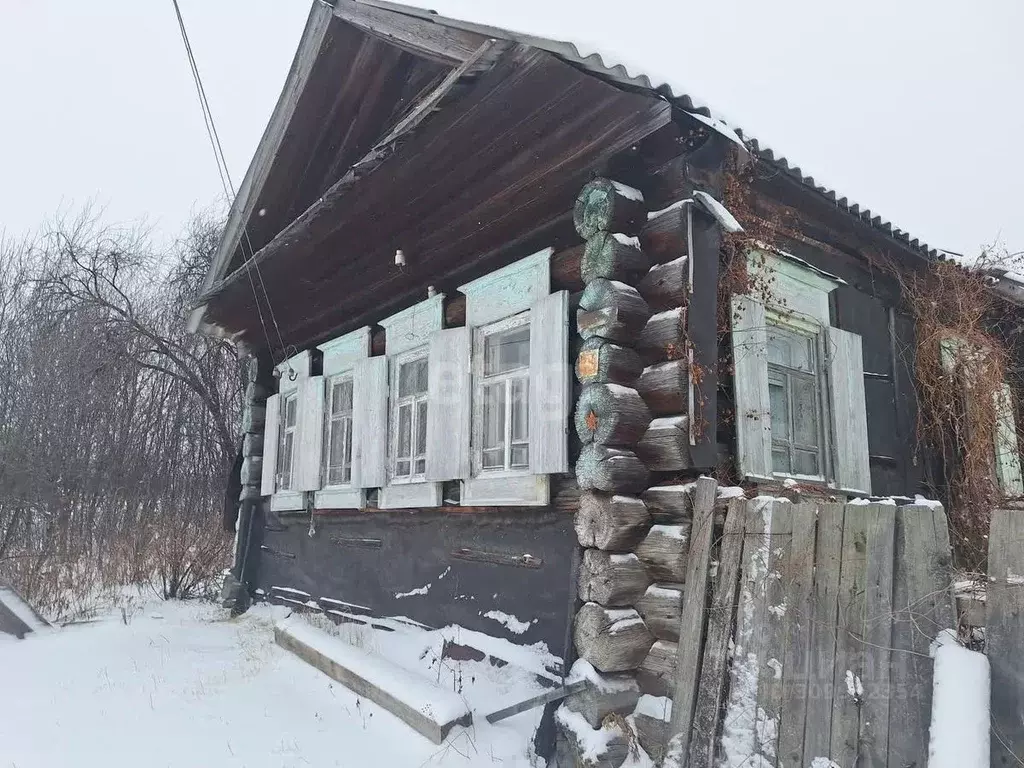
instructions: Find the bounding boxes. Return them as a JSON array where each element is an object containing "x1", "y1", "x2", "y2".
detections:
[
  {"x1": 901, "y1": 261, "x2": 1014, "y2": 567},
  {"x1": 718, "y1": 154, "x2": 1020, "y2": 564}
]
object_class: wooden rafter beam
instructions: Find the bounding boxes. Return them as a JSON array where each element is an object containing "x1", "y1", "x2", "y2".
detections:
[{"x1": 203, "y1": 39, "x2": 512, "y2": 303}]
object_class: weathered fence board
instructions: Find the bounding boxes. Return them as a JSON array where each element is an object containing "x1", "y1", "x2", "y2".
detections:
[
  {"x1": 802, "y1": 502, "x2": 845, "y2": 762},
  {"x1": 859, "y1": 504, "x2": 896, "y2": 768},
  {"x1": 776, "y1": 502, "x2": 817, "y2": 768},
  {"x1": 755, "y1": 500, "x2": 793, "y2": 764},
  {"x1": 670, "y1": 498, "x2": 954, "y2": 768},
  {"x1": 988, "y1": 507, "x2": 1024, "y2": 765},
  {"x1": 687, "y1": 498, "x2": 745, "y2": 768},
  {"x1": 887, "y1": 503, "x2": 956, "y2": 768},
  {"x1": 715, "y1": 496, "x2": 778, "y2": 768},
  {"x1": 664, "y1": 476, "x2": 717, "y2": 765},
  {"x1": 830, "y1": 504, "x2": 868, "y2": 766}
]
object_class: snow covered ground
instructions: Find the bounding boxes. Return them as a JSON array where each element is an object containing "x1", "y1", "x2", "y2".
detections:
[{"x1": 0, "y1": 597, "x2": 551, "y2": 767}]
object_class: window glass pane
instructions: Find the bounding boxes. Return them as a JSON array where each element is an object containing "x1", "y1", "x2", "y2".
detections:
[
  {"x1": 484, "y1": 325, "x2": 530, "y2": 375},
  {"x1": 511, "y1": 443, "x2": 529, "y2": 469},
  {"x1": 511, "y1": 377, "x2": 529, "y2": 442},
  {"x1": 399, "y1": 358, "x2": 429, "y2": 397},
  {"x1": 482, "y1": 449, "x2": 504, "y2": 470},
  {"x1": 341, "y1": 418, "x2": 353, "y2": 485},
  {"x1": 280, "y1": 433, "x2": 294, "y2": 488},
  {"x1": 768, "y1": 373, "x2": 789, "y2": 441},
  {"x1": 767, "y1": 327, "x2": 814, "y2": 372},
  {"x1": 791, "y1": 376, "x2": 819, "y2": 447},
  {"x1": 415, "y1": 458, "x2": 426, "y2": 475},
  {"x1": 397, "y1": 404, "x2": 412, "y2": 460},
  {"x1": 793, "y1": 449, "x2": 820, "y2": 476},
  {"x1": 333, "y1": 379, "x2": 353, "y2": 413},
  {"x1": 482, "y1": 382, "x2": 505, "y2": 453},
  {"x1": 285, "y1": 395, "x2": 298, "y2": 427},
  {"x1": 416, "y1": 400, "x2": 428, "y2": 456},
  {"x1": 328, "y1": 421, "x2": 345, "y2": 475},
  {"x1": 772, "y1": 446, "x2": 791, "y2": 473},
  {"x1": 417, "y1": 358, "x2": 429, "y2": 393},
  {"x1": 396, "y1": 459, "x2": 410, "y2": 477}
]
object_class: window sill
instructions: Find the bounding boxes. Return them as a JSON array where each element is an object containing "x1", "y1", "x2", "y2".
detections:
[
  {"x1": 314, "y1": 486, "x2": 365, "y2": 510},
  {"x1": 270, "y1": 491, "x2": 304, "y2": 512},
  {"x1": 379, "y1": 481, "x2": 441, "y2": 509},
  {"x1": 462, "y1": 473, "x2": 549, "y2": 507}
]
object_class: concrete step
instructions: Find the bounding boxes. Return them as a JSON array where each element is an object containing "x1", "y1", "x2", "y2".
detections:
[{"x1": 274, "y1": 618, "x2": 471, "y2": 744}]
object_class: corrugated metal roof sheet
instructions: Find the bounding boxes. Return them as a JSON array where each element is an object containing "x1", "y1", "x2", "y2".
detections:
[{"x1": 356, "y1": 0, "x2": 945, "y2": 262}]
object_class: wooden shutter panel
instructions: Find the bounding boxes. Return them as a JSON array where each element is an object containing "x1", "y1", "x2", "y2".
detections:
[
  {"x1": 294, "y1": 376, "x2": 325, "y2": 492},
  {"x1": 529, "y1": 290, "x2": 570, "y2": 474},
  {"x1": 994, "y1": 383, "x2": 1024, "y2": 495},
  {"x1": 731, "y1": 295, "x2": 772, "y2": 480},
  {"x1": 425, "y1": 327, "x2": 471, "y2": 481},
  {"x1": 827, "y1": 326, "x2": 871, "y2": 494},
  {"x1": 352, "y1": 356, "x2": 388, "y2": 488},
  {"x1": 260, "y1": 394, "x2": 280, "y2": 496}
]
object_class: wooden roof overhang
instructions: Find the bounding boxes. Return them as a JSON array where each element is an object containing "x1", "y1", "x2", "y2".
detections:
[{"x1": 191, "y1": 2, "x2": 671, "y2": 351}]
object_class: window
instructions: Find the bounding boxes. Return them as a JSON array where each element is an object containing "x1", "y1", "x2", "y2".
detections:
[
  {"x1": 731, "y1": 248, "x2": 871, "y2": 494},
  {"x1": 766, "y1": 324, "x2": 826, "y2": 478},
  {"x1": 277, "y1": 392, "x2": 298, "y2": 490},
  {"x1": 391, "y1": 353, "x2": 429, "y2": 482},
  {"x1": 324, "y1": 376, "x2": 354, "y2": 486},
  {"x1": 477, "y1": 316, "x2": 531, "y2": 474}
]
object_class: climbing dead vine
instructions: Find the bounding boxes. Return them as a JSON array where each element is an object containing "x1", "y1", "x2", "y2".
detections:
[{"x1": 899, "y1": 260, "x2": 1015, "y2": 567}]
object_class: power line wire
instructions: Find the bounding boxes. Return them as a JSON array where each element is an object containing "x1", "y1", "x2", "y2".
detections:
[{"x1": 170, "y1": 0, "x2": 292, "y2": 374}]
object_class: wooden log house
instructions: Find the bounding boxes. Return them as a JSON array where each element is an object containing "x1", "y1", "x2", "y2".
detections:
[{"x1": 190, "y1": 1, "x2": 1024, "y2": 762}]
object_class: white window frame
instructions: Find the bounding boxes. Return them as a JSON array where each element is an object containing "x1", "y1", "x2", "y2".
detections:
[
  {"x1": 378, "y1": 296, "x2": 444, "y2": 509},
  {"x1": 313, "y1": 326, "x2": 371, "y2": 510},
  {"x1": 472, "y1": 311, "x2": 532, "y2": 479},
  {"x1": 458, "y1": 249, "x2": 568, "y2": 507},
  {"x1": 322, "y1": 374, "x2": 355, "y2": 488},
  {"x1": 388, "y1": 347, "x2": 431, "y2": 485},
  {"x1": 277, "y1": 390, "x2": 299, "y2": 491},
  {"x1": 764, "y1": 310, "x2": 832, "y2": 484},
  {"x1": 733, "y1": 247, "x2": 870, "y2": 493},
  {"x1": 266, "y1": 350, "x2": 313, "y2": 513}
]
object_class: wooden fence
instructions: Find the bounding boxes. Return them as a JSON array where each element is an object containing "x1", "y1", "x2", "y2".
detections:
[
  {"x1": 989, "y1": 508, "x2": 1024, "y2": 764},
  {"x1": 673, "y1": 497, "x2": 956, "y2": 768}
]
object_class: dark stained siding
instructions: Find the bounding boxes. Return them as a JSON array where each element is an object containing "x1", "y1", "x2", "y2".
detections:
[{"x1": 252, "y1": 507, "x2": 578, "y2": 659}]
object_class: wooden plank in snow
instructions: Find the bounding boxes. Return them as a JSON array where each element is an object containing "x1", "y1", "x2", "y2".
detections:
[
  {"x1": 0, "y1": 584, "x2": 49, "y2": 639},
  {"x1": 275, "y1": 618, "x2": 471, "y2": 744},
  {"x1": 887, "y1": 503, "x2": 956, "y2": 768},
  {"x1": 802, "y1": 502, "x2": 844, "y2": 762},
  {"x1": 987, "y1": 507, "x2": 1024, "y2": 764}
]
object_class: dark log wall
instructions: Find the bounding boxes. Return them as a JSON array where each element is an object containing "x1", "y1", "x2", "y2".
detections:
[
  {"x1": 251, "y1": 503, "x2": 578, "y2": 656},
  {"x1": 622, "y1": 114, "x2": 936, "y2": 497}
]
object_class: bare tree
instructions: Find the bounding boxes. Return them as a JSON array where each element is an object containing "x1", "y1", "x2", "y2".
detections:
[{"x1": 0, "y1": 209, "x2": 243, "y2": 613}]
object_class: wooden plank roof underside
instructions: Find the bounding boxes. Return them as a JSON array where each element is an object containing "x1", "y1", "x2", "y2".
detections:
[{"x1": 193, "y1": 2, "x2": 671, "y2": 348}]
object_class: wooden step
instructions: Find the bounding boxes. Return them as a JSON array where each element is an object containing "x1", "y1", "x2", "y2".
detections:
[
  {"x1": 0, "y1": 584, "x2": 49, "y2": 639},
  {"x1": 274, "y1": 618, "x2": 471, "y2": 744}
]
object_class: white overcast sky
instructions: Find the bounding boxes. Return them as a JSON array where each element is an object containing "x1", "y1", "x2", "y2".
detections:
[{"x1": 2, "y1": 0, "x2": 1021, "y2": 259}]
